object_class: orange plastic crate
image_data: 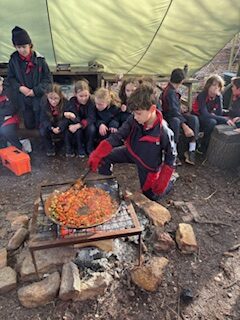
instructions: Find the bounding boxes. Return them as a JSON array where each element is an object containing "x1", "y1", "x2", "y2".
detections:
[{"x1": 0, "y1": 146, "x2": 31, "y2": 176}]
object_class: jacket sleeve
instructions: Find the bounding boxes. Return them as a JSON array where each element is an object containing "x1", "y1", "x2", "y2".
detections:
[
  {"x1": 161, "y1": 121, "x2": 177, "y2": 167},
  {"x1": 167, "y1": 90, "x2": 186, "y2": 123},
  {"x1": 39, "y1": 98, "x2": 52, "y2": 130},
  {"x1": 33, "y1": 58, "x2": 52, "y2": 97},
  {"x1": 6, "y1": 58, "x2": 22, "y2": 92},
  {"x1": 86, "y1": 100, "x2": 96, "y2": 125},
  {"x1": 0, "y1": 99, "x2": 17, "y2": 118},
  {"x1": 107, "y1": 115, "x2": 134, "y2": 147}
]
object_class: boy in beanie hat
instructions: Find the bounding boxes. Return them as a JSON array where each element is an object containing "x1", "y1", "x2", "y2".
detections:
[
  {"x1": 0, "y1": 76, "x2": 22, "y2": 149},
  {"x1": 5, "y1": 26, "x2": 52, "y2": 130}
]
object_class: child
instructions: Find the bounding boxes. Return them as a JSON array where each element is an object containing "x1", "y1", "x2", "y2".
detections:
[
  {"x1": 162, "y1": 68, "x2": 199, "y2": 165},
  {"x1": 192, "y1": 75, "x2": 231, "y2": 153},
  {"x1": 0, "y1": 77, "x2": 22, "y2": 149},
  {"x1": 228, "y1": 77, "x2": 240, "y2": 127},
  {"x1": 88, "y1": 84, "x2": 176, "y2": 201},
  {"x1": 118, "y1": 78, "x2": 137, "y2": 124},
  {"x1": 39, "y1": 84, "x2": 68, "y2": 156},
  {"x1": 64, "y1": 80, "x2": 96, "y2": 157},
  {"x1": 6, "y1": 26, "x2": 52, "y2": 129},
  {"x1": 95, "y1": 88, "x2": 121, "y2": 140}
]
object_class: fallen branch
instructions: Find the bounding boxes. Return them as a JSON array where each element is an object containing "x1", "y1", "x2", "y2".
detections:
[
  {"x1": 224, "y1": 280, "x2": 239, "y2": 289},
  {"x1": 203, "y1": 190, "x2": 217, "y2": 200}
]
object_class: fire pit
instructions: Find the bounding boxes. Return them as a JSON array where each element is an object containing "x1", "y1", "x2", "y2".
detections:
[{"x1": 29, "y1": 176, "x2": 143, "y2": 278}]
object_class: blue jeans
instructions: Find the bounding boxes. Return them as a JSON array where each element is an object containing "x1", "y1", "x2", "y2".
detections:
[{"x1": 0, "y1": 124, "x2": 22, "y2": 149}]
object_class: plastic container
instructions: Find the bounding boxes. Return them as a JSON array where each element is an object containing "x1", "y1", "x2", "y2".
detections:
[{"x1": 0, "y1": 146, "x2": 31, "y2": 176}]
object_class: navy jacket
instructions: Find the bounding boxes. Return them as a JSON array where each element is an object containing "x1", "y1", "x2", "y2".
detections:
[
  {"x1": 229, "y1": 96, "x2": 240, "y2": 119},
  {"x1": 40, "y1": 96, "x2": 68, "y2": 132},
  {"x1": 65, "y1": 96, "x2": 96, "y2": 127},
  {"x1": 192, "y1": 91, "x2": 225, "y2": 120},
  {"x1": 161, "y1": 83, "x2": 186, "y2": 123},
  {"x1": 0, "y1": 95, "x2": 17, "y2": 127},
  {"x1": 107, "y1": 110, "x2": 176, "y2": 172},
  {"x1": 96, "y1": 105, "x2": 121, "y2": 129},
  {"x1": 5, "y1": 51, "x2": 52, "y2": 114}
]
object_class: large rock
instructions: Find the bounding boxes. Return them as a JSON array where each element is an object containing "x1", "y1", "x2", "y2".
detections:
[
  {"x1": 131, "y1": 257, "x2": 169, "y2": 292},
  {"x1": 74, "y1": 239, "x2": 113, "y2": 252},
  {"x1": 128, "y1": 192, "x2": 171, "y2": 226},
  {"x1": 11, "y1": 215, "x2": 29, "y2": 231},
  {"x1": 7, "y1": 227, "x2": 29, "y2": 250},
  {"x1": 75, "y1": 272, "x2": 113, "y2": 301},
  {"x1": 0, "y1": 266, "x2": 17, "y2": 293},
  {"x1": 18, "y1": 272, "x2": 60, "y2": 308},
  {"x1": 0, "y1": 248, "x2": 7, "y2": 269},
  {"x1": 20, "y1": 247, "x2": 76, "y2": 281},
  {"x1": 176, "y1": 223, "x2": 198, "y2": 254},
  {"x1": 59, "y1": 262, "x2": 80, "y2": 301}
]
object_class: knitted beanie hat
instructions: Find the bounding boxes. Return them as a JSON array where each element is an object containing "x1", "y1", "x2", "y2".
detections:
[{"x1": 12, "y1": 26, "x2": 32, "y2": 45}]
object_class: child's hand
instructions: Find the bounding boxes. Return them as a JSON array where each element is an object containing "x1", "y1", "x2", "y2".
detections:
[
  {"x1": 19, "y1": 86, "x2": 31, "y2": 96},
  {"x1": 234, "y1": 128, "x2": 240, "y2": 133},
  {"x1": 26, "y1": 89, "x2": 35, "y2": 97},
  {"x1": 121, "y1": 104, "x2": 127, "y2": 112},
  {"x1": 52, "y1": 127, "x2": 60, "y2": 134},
  {"x1": 109, "y1": 127, "x2": 117, "y2": 133},
  {"x1": 182, "y1": 124, "x2": 194, "y2": 138},
  {"x1": 69, "y1": 123, "x2": 81, "y2": 133},
  {"x1": 227, "y1": 119, "x2": 235, "y2": 126},
  {"x1": 99, "y1": 124, "x2": 108, "y2": 136},
  {"x1": 64, "y1": 112, "x2": 76, "y2": 120}
]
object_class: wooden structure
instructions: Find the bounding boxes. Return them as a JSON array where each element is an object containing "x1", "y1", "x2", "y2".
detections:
[{"x1": 207, "y1": 124, "x2": 240, "y2": 169}]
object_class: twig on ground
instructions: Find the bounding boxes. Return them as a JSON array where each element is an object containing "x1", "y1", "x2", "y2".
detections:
[
  {"x1": 166, "y1": 305, "x2": 181, "y2": 319},
  {"x1": 228, "y1": 243, "x2": 240, "y2": 251},
  {"x1": 203, "y1": 190, "x2": 217, "y2": 200},
  {"x1": 161, "y1": 295, "x2": 166, "y2": 309},
  {"x1": 222, "y1": 252, "x2": 235, "y2": 257},
  {"x1": 201, "y1": 158, "x2": 207, "y2": 166},
  {"x1": 223, "y1": 280, "x2": 239, "y2": 289},
  {"x1": 195, "y1": 220, "x2": 232, "y2": 227}
]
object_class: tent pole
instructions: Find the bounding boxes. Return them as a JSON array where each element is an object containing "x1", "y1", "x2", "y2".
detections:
[{"x1": 228, "y1": 34, "x2": 238, "y2": 71}]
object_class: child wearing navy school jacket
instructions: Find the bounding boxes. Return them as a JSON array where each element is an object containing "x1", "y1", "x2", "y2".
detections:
[
  {"x1": 64, "y1": 80, "x2": 96, "y2": 157},
  {"x1": 118, "y1": 78, "x2": 137, "y2": 125},
  {"x1": 0, "y1": 77, "x2": 22, "y2": 149},
  {"x1": 6, "y1": 26, "x2": 52, "y2": 129},
  {"x1": 40, "y1": 84, "x2": 68, "y2": 156},
  {"x1": 88, "y1": 84, "x2": 176, "y2": 201}
]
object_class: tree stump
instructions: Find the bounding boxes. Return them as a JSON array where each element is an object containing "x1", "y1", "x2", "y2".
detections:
[{"x1": 207, "y1": 124, "x2": 240, "y2": 169}]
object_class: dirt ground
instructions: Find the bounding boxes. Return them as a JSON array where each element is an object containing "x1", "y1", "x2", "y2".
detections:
[{"x1": 0, "y1": 143, "x2": 239, "y2": 320}]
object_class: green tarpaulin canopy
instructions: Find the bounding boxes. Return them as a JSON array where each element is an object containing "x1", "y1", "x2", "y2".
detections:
[{"x1": 1, "y1": 0, "x2": 240, "y2": 75}]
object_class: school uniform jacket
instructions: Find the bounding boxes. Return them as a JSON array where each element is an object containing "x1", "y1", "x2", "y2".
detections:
[
  {"x1": 0, "y1": 94, "x2": 18, "y2": 127},
  {"x1": 39, "y1": 96, "x2": 68, "y2": 132},
  {"x1": 192, "y1": 91, "x2": 224, "y2": 119},
  {"x1": 107, "y1": 110, "x2": 176, "y2": 172},
  {"x1": 5, "y1": 51, "x2": 52, "y2": 113},
  {"x1": 65, "y1": 96, "x2": 96, "y2": 128},
  {"x1": 96, "y1": 105, "x2": 120, "y2": 129},
  {"x1": 161, "y1": 83, "x2": 186, "y2": 123}
]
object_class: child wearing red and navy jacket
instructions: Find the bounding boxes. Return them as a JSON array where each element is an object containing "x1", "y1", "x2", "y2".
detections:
[
  {"x1": 162, "y1": 68, "x2": 199, "y2": 165},
  {"x1": 0, "y1": 77, "x2": 22, "y2": 149},
  {"x1": 88, "y1": 84, "x2": 176, "y2": 201},
  {"x1": 192, "y1": 75, "x2": 231, "y2": 153},
  {"x1": 40, "y1": 84, "x2": 68, "y2": 156},
  {"x1": 64, "y1": 80, "x2": 96, "y2": 157},
  {"x1": 5, "y1": 26, "x2": 52, "y2": 130}
]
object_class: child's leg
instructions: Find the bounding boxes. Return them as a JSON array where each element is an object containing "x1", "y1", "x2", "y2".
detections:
[
  {"x1": 23, "y1": 106, "x2": 36, "y2": 129},
  {"x1": 0, "y1": 124, "x2": 22, "y2": 149},
  {"x1": 64, "y1": 130, "x2": 75, "y2": 156},
  {"x1": 199, "y1": 117, "x2": 217, "y2": 152},
  {"x1": 85, "y1": 123, "x2": 97, "y2": 154},
  {"x1": 167, "y1": 117, "x2": 181, "y2": 144},
  {"x1": 39, "y1": 127, "x2": 55, "y2": 155},
  {"x1": 98, "y1": 146, "x2": 134, "y2": 175},
  {"x1": 74, "y1": 128, "x2": 86, "y2": 157}
]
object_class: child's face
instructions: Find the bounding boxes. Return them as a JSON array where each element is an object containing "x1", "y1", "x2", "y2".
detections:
[
  {"x1": 95, "y1": 98, "x2": 108, "y2": 111},
  {"x1": 0, "y1": 84, "x2": 3, "y2": 95},
  {"x1": 232, "y1": 84, "x2": 240, "y2": 97},
  {"x1": 125, "y1": 83, "x2": 136, "y2": 98},
  {"x1": 208, "y1": 81, "x2": 221, "y2": 97},
  {"x1": 76, "y1": 90, "x2": 90, "y2": 105},
  {"x1": 133, "y1": 109, "x2": 152, "y2": 125},
  {"x1": 47, "y1": 92, "x2": 60, "y2": 107},
  {"x1": 15, "y1": 44, "x2": 31, "y2": 57}
]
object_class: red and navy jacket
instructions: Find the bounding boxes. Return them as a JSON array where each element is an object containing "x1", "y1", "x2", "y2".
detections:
[
  {"x1": 65, "y1": 96, "x2": 96, "y2": 129},
  {"x1": 5, "y1": 51, "x2": 52, "y2": 113},
  {"x1": 39, "y1": 96, "x2": 69, "y2": 132},
  {"x1": 192, "y1": 91, "x2": 224, "y2": 118},
  {"x1": 161, "y1": 83, "x2": 186, "y2": 123},
  {"x1": 96, "y1": 105, "x2": 120, "y2": 129},
  {"x1": 0, "y1": 94, "x2": 19, "y2": 127},
  {"x1": 229, "y1": 95, "x2": 240, "y2": 119},
  {"x1": 107, "y1": 110, "x2": 176, "y2": 172}
]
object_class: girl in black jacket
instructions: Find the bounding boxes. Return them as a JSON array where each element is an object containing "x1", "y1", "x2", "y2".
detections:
[{"x1": 40, "y1": 83, "x2": 68, "y2": 156}]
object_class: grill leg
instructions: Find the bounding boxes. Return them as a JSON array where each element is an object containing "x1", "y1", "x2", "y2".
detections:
[
  {"x1": 30, "y1": 249, "x2": 41, "y2": 280},
  {"x1": 138, "y1": 234, "x2": 142, "y2": 266}
]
